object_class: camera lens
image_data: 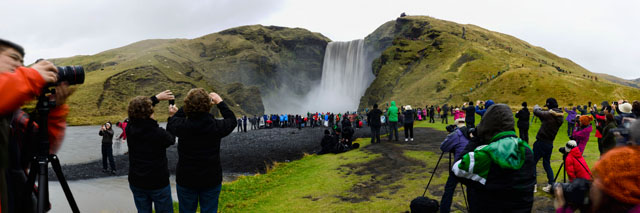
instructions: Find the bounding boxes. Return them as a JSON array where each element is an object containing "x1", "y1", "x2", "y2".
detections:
[{"x1": 56, "y1": 65, "x2": 85, "y2": 85}]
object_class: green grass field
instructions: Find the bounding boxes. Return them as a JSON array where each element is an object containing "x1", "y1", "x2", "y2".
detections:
[{"x1": 172, "y1": 113, "x2": 600, "y2": 212}]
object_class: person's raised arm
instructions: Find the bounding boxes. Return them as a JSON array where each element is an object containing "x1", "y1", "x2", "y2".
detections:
[{"x1": 210, "y1": 92, "x2": 237, "y2": 138}]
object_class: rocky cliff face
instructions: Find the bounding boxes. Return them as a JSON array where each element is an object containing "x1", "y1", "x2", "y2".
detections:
[
  {"x1": 358, "y1": 16, "x2": 640, "y2": 109},
  {"x1": 51, "y1": 25, "x2": 330, "y2": 125}
]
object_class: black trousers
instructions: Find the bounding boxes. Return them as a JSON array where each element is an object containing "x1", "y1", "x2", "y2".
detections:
[
  {"x1": 404, "y1": 123, "x2": 414, "y2": 139},
  {"x1": 429, "y1": 115, "x2": 435, "y2": 123},
  {"x1": 519, "y1": 125, "x2": 529, "y2": 142},
  {"x1": 441, "y1": 114, "x2": 448, "y2": 124},
  {"x1": 370, "y1": 126, "x2": 381, "y2": 144},
  {"x1": 102, "y1": 144, "x2": 116, "y2": 170}
]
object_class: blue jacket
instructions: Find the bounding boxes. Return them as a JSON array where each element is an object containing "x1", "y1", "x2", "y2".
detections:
[
  {"x1": 475, "y1": 100, "x2": 495, "y2": 117},
  {"x1": 440, "y1": 128, "x2": 470, "y2": 161}
]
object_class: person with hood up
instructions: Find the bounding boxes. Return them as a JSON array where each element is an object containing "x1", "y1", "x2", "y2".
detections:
[
  {"x1": 463, "y1": 102, "x2": 476, "y2": 128},
  {"x1": 533, "y1": 98, "x2": 564, "y2": 193},
  {"x1": 367, "y1": 104, "x2": 383, "y2": 144},
  {"x1": 387, "y1": 101, "x2": 400, "y2": 141},
  {"x1": 571, "y1": 115, "x2": 593, "y2": 154},
  {"x1": 515, "y1": 102, "x2": 530, "y2": 143},
  {"x1": 474, "y1": 100, "x2": 494, "y2": 117},
  {"x1": 563, "y1": 140, "x2": 592, "y2": 182},
  {"x1": 439, "y1": 118, "x2": 470, "y2": 213},
  {"x1": 318, "y1": 129, "x2": 338, "y2": 154},
  {"x1": 125, "y1": 96, "x2": 176, "y2": 213},
  {"x1": 403, "y1": 105, "x2": 415, "y2": 142},
  {"x1": 429, "y1": 105, "x2": 436, "y2": 123},
  {"x1": 453, "y1": 104, "x2": 536, "y2": 212},
  {"x1": 564, "y1": 106, "x2": 578, "y2": 137}
]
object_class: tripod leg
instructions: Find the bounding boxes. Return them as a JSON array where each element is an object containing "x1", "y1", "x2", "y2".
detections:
[
  {"x1": 25, "y1": 157, "x2": 39, "y2": 207},
  {"x1": 37, "y1": 157, "x2": 48, "y2": 213},
  {"x1": 460, "y1": 184, "x2": 469, "y2": 211},
  {"x1": 422, "y1": 152, "x2": 445, "y2": 197},
  {"x1": 50, "y1": 155, "x2": 80, "y2": 213},
  {"x1": 553, "y1": 162, "x2": 564, "y2": 183}
]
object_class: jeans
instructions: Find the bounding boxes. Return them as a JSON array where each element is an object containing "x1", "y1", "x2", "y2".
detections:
[
  {"x1": 177, "y1": 184, "x2": 221, "y2": 213},
  {"x1": 388, "y1": 121, "x2": 399, "y2": 141},
  {"x1": 102, "y1": 144, "x2": 116, "y2": 170},
  {"x1": 370, "y1": 126, "x2": 381, "y2": 144},
  {"x1": 440, "y1": 171, "x2": 459, "y2": 213},
  {"x1": 403, "y1": 123, "x2": 413, "y2": 139},
  {"x1": 129, "y1": 184, "x2": 173, "y2": 213},
  {"x1": 533, "y1": 141, "x2": 554, "y2": 184}
]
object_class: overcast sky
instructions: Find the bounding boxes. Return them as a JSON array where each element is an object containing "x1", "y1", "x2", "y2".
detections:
[{"x1": 2, "y1": 0, "x2": 638, "y2": 79}]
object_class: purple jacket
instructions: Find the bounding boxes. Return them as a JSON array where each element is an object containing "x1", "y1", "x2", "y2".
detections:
[
  {"x1": 572, "y1": 125, "x2": 592, "y2": 154},
  {"x1": 565, "y1": 107, "x2": 577, "y2": 123},
  {"x1": 440, "y1": 128, "x2": 469, "y2": 161}
]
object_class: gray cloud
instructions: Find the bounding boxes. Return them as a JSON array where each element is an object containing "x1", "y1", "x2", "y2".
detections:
[{"x1": 2, "y1": 0, "x2": 638, "y2": 80}]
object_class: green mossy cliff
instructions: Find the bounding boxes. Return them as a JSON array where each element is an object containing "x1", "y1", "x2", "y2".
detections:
[
  {"x1": 360, "y1": 16, "x2": 640, "y2": 109},
  {"x1": 51, "y1": 25, "x2": 330, "y2": 125}
]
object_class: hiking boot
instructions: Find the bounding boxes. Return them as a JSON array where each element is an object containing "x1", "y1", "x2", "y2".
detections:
[
  {"x1": 102, "y1": 169, "x2": 109, "y2": 173},
  {"x1": 534, "y1": 184, "x2": 537, "y2": 193},
  {"x1": 542, "y1": 184, "x2": 552, "y2": 193},
  {"x1": 110, "y1": 170, "x2": 117, "y2": 175},
  {"x1": 405, "y1": 138, "x2": 408, "y2": 142},
  {"x1": 410, "y1": 138, "x2": 414, "y2": 141}
]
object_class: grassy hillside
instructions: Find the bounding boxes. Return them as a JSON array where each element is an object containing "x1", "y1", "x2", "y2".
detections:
[
  {"x1": 596, "y1": 73, "x2": 640, "y2": 88},
  {"x1": 360, "y1": 16, "x2": 640, "y2": 109},
  {"x1": 50, "y1": 25, "x2": 330, "y2": 125}
]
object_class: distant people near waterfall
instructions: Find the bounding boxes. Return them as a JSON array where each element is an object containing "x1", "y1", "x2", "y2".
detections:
[
  {"x1": 367, "y1": 104, "x2": 383, "y2": 144},
  {"x1": 441, "y1": 104, "x2": 449, "y2": 124},
  {"x1": 515, "y1": 102, "x2": 530, "y2": 143},
  {"x1": 429, "y1": 105, "x2": 436, "y2": 123},
  {"x1": 387, "y1": 101, "x2": 400, "y2": 141},
  {"x1": 403, "y1": 105, "x2": 415, "y2": 142}
]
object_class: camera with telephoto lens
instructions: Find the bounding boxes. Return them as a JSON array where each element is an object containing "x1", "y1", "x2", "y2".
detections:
[
  {"x1": 611, "y1": 117, "x2": 636, "y2": 145},
  {"x1": 55, "y1": 65, "x2": 85, "y2": 85},
  {"x1": 552, "y1": 178, "x2": 591, "y2": 209}
]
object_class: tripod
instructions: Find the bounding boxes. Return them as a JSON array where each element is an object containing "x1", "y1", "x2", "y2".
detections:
[
  {"x1": 553, "y1": 153, "x2": 568, "y2": 184},
  {"x1": 421, "y1": 152, "x2": 469, "y2": 211},
  {"x1": 24, "y1": 88, "x2": 80, "y2": 213}
]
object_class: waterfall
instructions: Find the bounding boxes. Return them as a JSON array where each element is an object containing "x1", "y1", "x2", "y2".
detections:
[{"x1": 305, "y1": 39, "x2": 374, "y2": 113}]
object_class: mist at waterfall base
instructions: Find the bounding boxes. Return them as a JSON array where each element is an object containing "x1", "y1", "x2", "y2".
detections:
[{"x1": 263, "y1": 39, "x2": 375, "y2": 114}]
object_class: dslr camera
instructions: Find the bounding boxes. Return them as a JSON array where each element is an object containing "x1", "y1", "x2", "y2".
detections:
[
  {"x1": 552, "y1": 178, "x2": 591, "y2": 209},
  {"x1": 55, "y1": 65, "x2": 85, "y2": 85}
]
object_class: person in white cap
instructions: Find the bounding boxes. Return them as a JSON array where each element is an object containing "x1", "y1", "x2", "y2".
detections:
[{"x1": 614, "y1": 102, "x2": 636, "y2": 126}]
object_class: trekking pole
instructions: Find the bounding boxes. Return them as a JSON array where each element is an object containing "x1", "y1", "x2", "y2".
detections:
[{"x1": 422, "y1": 152, "x2": 446, "y2": 197}]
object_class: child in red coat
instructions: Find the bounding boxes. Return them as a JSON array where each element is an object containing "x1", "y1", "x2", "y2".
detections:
[{"x1": 564, "y1": 140, "x2": 592, "y2": 182}]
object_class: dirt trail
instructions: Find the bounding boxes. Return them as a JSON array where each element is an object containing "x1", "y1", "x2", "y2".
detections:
[{"x1": 336, "y1": 127, "x2": 554, "y2": 212}]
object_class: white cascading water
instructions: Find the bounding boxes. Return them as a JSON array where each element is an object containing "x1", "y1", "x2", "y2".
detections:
[{"x1": 304, "y1": 39, "x2": 375, "y2": 113}]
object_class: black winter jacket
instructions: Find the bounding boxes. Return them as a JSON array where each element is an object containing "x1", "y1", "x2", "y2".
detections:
[
  {"x1": 533, "y1": 107, "x2": 564, "y2": 144},
  {"x1": 367, "y1": 108, "x2": 383, "y2": 128},
  {"x1": 99, "y1": 128, "x2": 114, "y2": 145},
  {"x1": 126, "y1": 118, "x2": 175, "y2": 189},
  {"x1": 463, "y1": 105, "x2": 475, "y2": 124},
  {"x1": 515, "y1": 108, "x2": 530, "y2": 128},
  {"x1": 167, "y1": 101, "x2": 237, "y2": 188},
  {"x1": 403, "y1": 110, "x2": 415, "y2": 124}
]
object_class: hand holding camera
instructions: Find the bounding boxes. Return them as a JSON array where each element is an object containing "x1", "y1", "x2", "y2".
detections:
[
  {"x1": 30, "y1": 60, "x2": 59, "y2": 83},
  {"x1": 155, "y1": 90, "x2": 175, "y2": 101},
  {"x1": 209, "y1": 92, "x2": 223, "y2": 104}
]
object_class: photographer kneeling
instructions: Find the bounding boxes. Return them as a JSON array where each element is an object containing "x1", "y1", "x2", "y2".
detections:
[
  {"x1": 439, "y1": 119, "x2": 470, "y2": 213},
  {"x1": 167, "y1": 88, "x2": 237, "y2": 213},
  {"x1": 452, "y1": 104, "x2": 536, "y2": 212}
]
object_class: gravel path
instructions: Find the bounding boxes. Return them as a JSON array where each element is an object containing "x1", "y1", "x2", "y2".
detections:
[{"x1": 50, "y1": 126, "x2": 372, "y2": 180}]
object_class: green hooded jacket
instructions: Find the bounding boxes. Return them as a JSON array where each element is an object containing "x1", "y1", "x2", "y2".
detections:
[{"x1": 387, "y1": 101, "x2": 399, "y2": 122}]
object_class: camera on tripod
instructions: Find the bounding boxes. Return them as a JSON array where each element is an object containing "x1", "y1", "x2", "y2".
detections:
[{"x1": 25, "y1": 63, "x2": 85, "y2": 213}]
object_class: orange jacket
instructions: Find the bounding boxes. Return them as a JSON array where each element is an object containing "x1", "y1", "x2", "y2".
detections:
[{"x1": 0, "y1": 67, "x2": 46, "y2": 115}]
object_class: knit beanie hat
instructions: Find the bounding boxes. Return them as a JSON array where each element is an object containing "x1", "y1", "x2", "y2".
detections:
[
  {"x1": 620, "y1": 103, "x2": 633, "y2": 114},
  {"x1": 593, "y1": 146, "x2": 640, "y2": 205},
  {"x1": 565, "y1": 140, "x2": 577, "y2": 151},
  {"x1": 579, "y1": 115, "x2": 593, "y2": 126},
  {"x1": 522, "y1": 102, "x2": 527, "y2": 107}
]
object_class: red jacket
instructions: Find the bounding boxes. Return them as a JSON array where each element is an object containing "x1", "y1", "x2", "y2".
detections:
[
  {"x1": 565, "y1": 147, "x2": 592, "y2": 182},
  {"x1": 0, "y1": 67, "x2": 46, "y2": 115}
]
